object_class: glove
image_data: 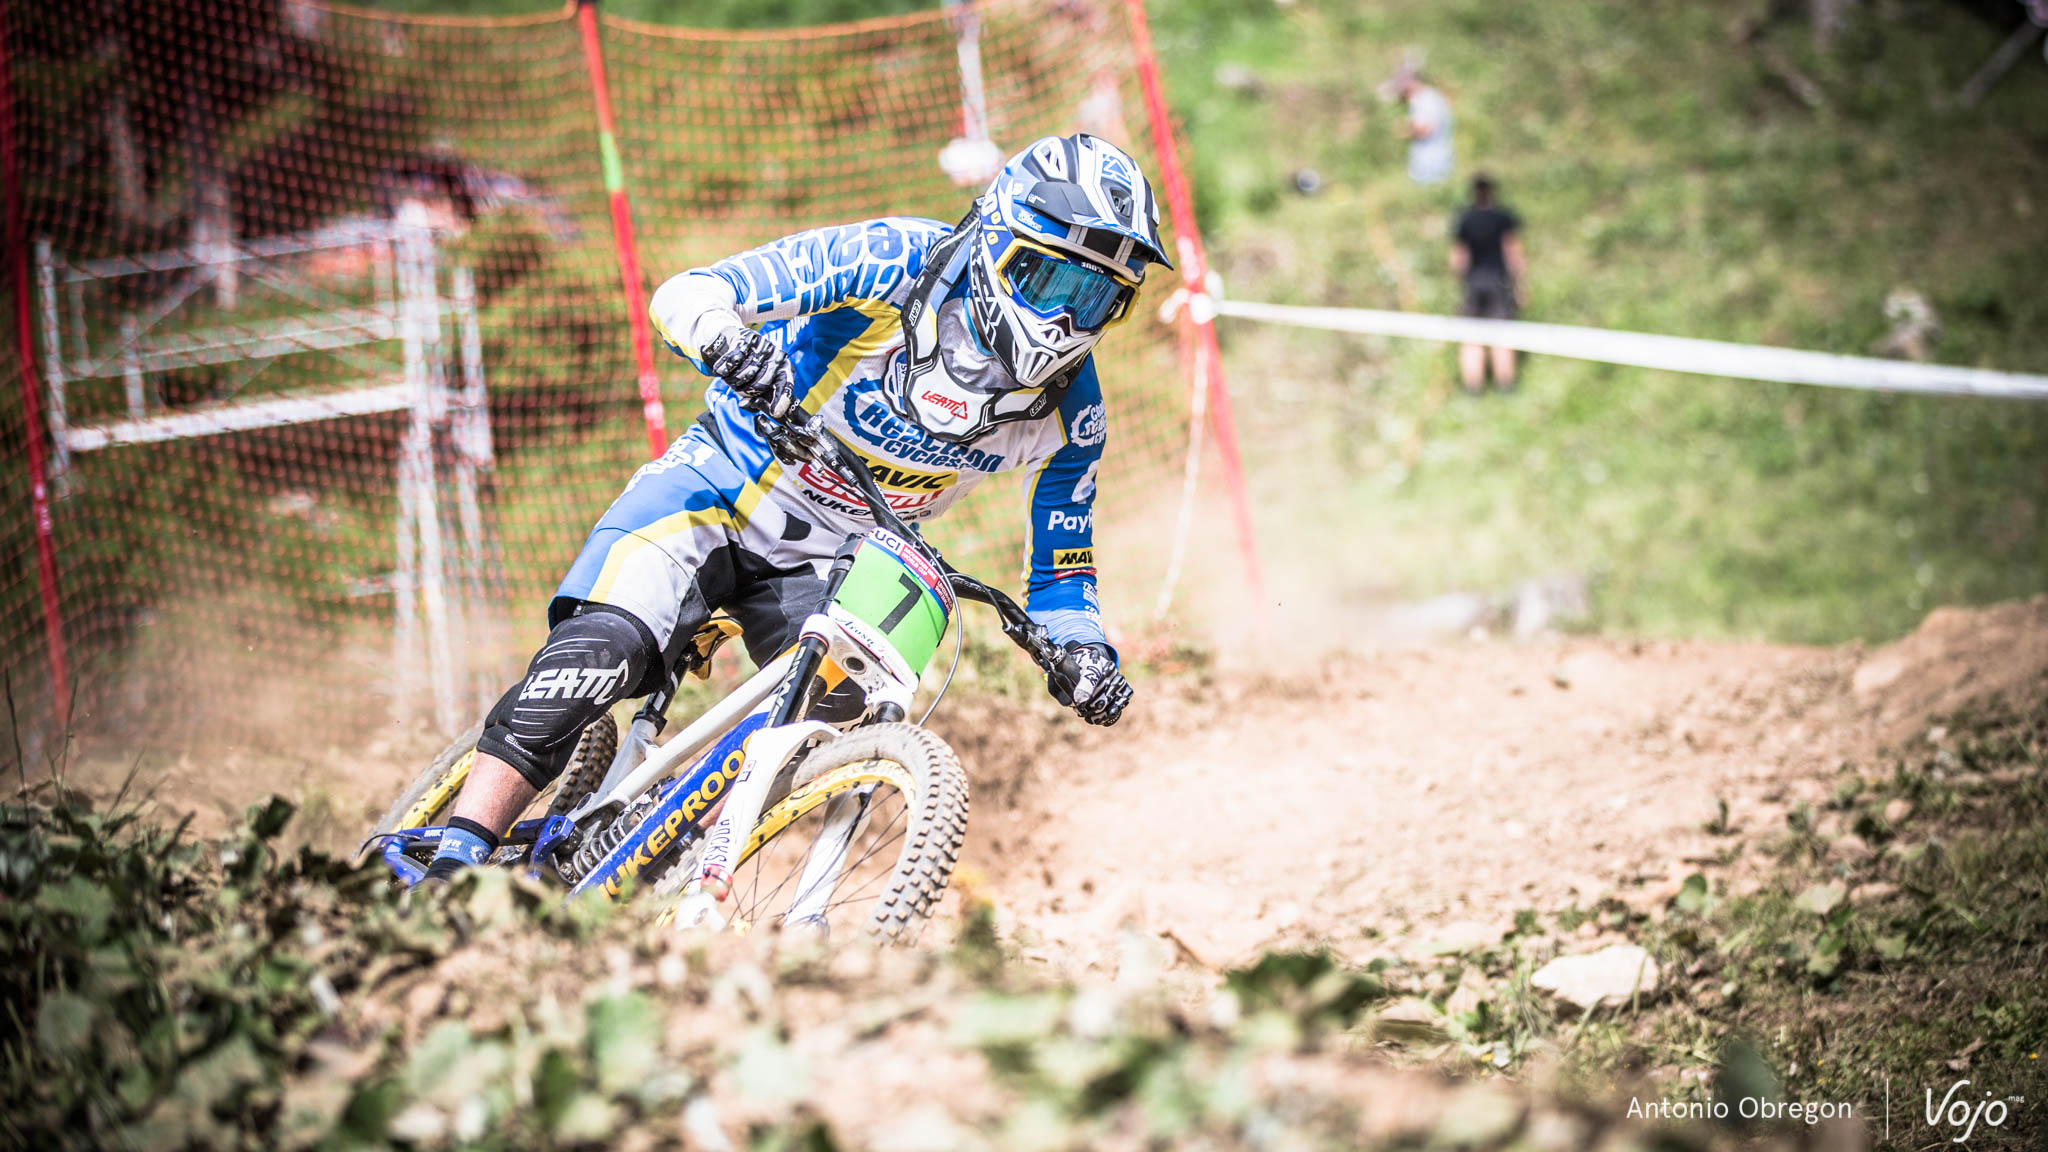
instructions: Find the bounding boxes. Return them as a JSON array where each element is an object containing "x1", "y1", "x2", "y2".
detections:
[
  {"x1": 1046, "y1": 641, "x2": 1132, "y2": 727},
  {"x1": 701, "y1": 328, "x2": 794, "y2": 419}
]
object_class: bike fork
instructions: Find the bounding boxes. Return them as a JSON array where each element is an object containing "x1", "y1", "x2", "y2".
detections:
[{"x1": 781, "y1": 785, "x2": 874, "y2": 931}]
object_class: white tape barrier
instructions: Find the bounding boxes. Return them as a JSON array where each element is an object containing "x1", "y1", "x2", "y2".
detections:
[{"x1": 1214, "y1": 299, "x2": 2048, "y2": 401}]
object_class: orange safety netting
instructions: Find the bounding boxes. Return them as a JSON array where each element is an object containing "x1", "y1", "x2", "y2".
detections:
[{"x1": 0, "y1": 0, "x2": 1202, "y2": 757}]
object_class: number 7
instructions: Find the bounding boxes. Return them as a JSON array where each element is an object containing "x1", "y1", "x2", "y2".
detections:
[{"x1": 879, "y1": 572, "x2": 924, "y2": 633}]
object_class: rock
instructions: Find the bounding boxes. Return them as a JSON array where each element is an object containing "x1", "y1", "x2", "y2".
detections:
[
  {"x1": 1795, "y1": 883, "x2": 1846, "y2": 915},
  {"x1": 1828, "y1": 834, "x2": 1873, "y2": 864},
  {"x1": 1377, "y1": 998, "x2": 1441, "y2": 1025},
  {"x1": 1883, "y1": 798, "x2": 1913, "y2": 826},
  {"x1": 1373, "y1": 997, "x2": 1449, "y2": 1042},
  {"x1": 1432, "y1": 1084, "x2": 1524, "y2": 1146},
  {"x1": 1424, "y1": 919, "x2": 1501, "y2": 956},
  {"x1": 1529, "y1": 944, "x2": 1660, "y2": 1011},
  {"x1": 1444, "y1": 974, "x2": 1490, "y2": 1020}
]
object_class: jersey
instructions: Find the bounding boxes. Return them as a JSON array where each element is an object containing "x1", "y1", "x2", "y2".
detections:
[{"x1": 647, "y1": 217, "x2": 1109, "y2": 648}]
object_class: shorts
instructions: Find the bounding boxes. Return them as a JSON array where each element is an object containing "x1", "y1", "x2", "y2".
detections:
[
  {"x1": 1462, "y1": 275, "x2": 1518, "y2": 320},
  {"x1": 553, "y1": 423, "x2": 834, "y2": 673}
]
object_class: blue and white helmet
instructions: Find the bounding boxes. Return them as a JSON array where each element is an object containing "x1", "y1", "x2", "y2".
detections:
[{"x1": 894, "y1": 134, "x2": 1171, "y2": 443}]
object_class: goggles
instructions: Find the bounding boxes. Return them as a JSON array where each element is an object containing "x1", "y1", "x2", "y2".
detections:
[{"x1": 998, "y1": 240, "x2": 1137, "y2": 331}]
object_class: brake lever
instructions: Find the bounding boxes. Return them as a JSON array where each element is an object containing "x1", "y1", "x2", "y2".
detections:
[
  {"x1": 1004, "y1": 617, "x2": 1060, "y2": 671},
  {"x1": 754, "y1": 410, "x2": 825, "y2": 468},
  {"x1": 946, "y1": 569, "x2": 1061, "y2": 671}
]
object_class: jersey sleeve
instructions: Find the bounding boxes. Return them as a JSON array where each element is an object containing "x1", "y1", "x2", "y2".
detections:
[
  {"x1": 1020, "y1": 361, "x2": 1110, "y2": 650},
  {"x1": 649, "y1": 217, "x2": 942, "y2": 372}
]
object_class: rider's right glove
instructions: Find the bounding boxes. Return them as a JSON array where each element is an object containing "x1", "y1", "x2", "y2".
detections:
[
  {"x1": 702, "y1": 327, "x2": 794, "y2": 419},
  {"x1": 1046, "y1": 641, "x2": 1133, "y2": 727}
]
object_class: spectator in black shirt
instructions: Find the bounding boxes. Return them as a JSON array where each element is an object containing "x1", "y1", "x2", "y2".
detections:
[{"x1": 1450, "y1": 174, "x2": 1526, "y2": 393}]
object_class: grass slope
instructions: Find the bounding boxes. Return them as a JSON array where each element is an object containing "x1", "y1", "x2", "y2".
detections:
[{"x1": 1154, "y1": 0, "x2": 2048, "y2": 643}]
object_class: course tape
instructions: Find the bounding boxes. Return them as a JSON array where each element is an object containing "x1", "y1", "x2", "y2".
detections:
[{"x1": 1215, "y1": 299, "x2": 2048, "y2": 401}]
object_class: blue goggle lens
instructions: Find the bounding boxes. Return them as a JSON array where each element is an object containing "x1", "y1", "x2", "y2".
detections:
[{"x1": 1004, "y1": 248, "x2": 1133, "y2": 329}]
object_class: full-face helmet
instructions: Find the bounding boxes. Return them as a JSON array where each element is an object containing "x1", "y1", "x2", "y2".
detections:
[{"x1": 893, "y1": 134, "x2": 1171, "y2": 443}]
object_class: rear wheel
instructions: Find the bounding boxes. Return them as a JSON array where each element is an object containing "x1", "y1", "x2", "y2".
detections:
[
  {"x1": 360, "y1": 714, "x2": 619, "y2": 868},
  {"x1": 654, "y1": 723, "x2": 968, "y2": 942}
]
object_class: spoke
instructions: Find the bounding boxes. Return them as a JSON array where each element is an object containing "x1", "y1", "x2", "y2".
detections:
[
  {"x1": 780, "y1": 791, "x2": 873, "y2": 922},
  {"x1": 731, "y1": 782, "x2": 911, "y2": 926},
  {"x1": 743, "y1": 804, "x2": 862, "y2": 920},
  {"x1": 816, "y1": 826, "x2": 910, "y2": 913}
]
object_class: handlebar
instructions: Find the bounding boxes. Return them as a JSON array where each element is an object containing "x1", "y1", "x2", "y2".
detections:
[{"x1": 757, "y1": 406, "x2": 1062, "y2": 672}]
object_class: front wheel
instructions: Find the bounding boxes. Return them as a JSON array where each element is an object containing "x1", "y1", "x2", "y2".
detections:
[{"x1": 654, "y1": 723, "x2": 969, "y2": 943}]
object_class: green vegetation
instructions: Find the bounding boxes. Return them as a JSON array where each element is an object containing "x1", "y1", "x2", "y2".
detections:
[
  {"x1": 1153, "y1": 0, "x2": 2048, "y2": 643},
  {"x1": 1378, "y1": 675, "x2": 2048, "y2": 1149},
  {"x1": 0, "y1": 795, "x2": 1786, "y2": 1149}
]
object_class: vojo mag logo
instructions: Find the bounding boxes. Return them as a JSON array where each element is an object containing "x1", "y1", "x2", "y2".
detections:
[{"x1": 1924, "y1": 1080, "x2": 2023, "y2": 1144}]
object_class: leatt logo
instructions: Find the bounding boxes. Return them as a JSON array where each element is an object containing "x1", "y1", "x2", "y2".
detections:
[
  {"x1": 919, "y1": 389, "x2": 971, "y2": 420},
  {"x1": 521, "y1": 659, "x2": 629, "y2": 701}
]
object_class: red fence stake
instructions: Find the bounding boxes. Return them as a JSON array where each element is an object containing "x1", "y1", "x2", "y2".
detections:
[
  {"x1": 577, "y1": 0, "x2": 669, "y2": 460},
  {"x1": 1, "y1": 11, "x2": 69, "y2": 724},
  {"x1": 1122, "y1": 0, "x2": 1265, "y2": 600}
]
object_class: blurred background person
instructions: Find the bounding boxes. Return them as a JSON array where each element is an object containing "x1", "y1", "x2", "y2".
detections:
[
  {"x1": 1391, "y1": 66, "x2": 1454, "y2": 186},
  {"x1": 1450, "y1": 173, "x2": 1525, "y2": 393}
]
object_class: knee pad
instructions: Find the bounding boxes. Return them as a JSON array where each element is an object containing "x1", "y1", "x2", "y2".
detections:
[{"x1": 478, "y1": 607, "x2": 657, "y2": 791}]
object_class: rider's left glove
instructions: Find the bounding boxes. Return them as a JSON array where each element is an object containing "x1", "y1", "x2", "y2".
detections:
[
  {"x1": 1047, "y1": 641, "x2": 1132, "y2": 727},
  {"x1": 702, "y1": 327, "x2": 795, "y2": 419}
]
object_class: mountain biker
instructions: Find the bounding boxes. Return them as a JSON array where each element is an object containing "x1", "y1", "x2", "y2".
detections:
[{"x1": 418, "y1": 133, "x2": 1169, "y2": 884}]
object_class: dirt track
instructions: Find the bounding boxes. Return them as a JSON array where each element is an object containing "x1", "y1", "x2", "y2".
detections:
[
  {"x1": 60, "y1": 597, "x2": 2048, "y2": 970},
  {"x1": 937, "y1": 596, "x2": 2048, "y2": 971}
]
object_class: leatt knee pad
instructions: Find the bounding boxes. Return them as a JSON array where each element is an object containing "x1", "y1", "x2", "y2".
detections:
[{"x1": 477, "y1": 606, "x2": 658, "y2": 790}]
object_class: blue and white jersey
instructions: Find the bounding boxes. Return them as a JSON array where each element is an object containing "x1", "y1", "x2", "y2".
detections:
[{"x1": 647, "y1": 217, "x2": 1109, "y2": 646}]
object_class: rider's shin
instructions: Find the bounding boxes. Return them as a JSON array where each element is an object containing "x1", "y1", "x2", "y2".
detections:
[{"x1": 476, "y1": 605, "x2": 658, "y2": 790}]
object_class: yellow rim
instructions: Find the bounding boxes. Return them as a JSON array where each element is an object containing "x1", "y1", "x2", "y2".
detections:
[
  {"x1": 399, "y1": 750, "x2": 474, "y2": 830},
  {"x1": 654, "y1": 756, "x2": 915, "y2": 925},
  {"x1": 742, "y1": 757, "x2": 914, "y2": 858}
]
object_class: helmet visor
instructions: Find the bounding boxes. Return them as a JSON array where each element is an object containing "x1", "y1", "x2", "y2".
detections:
[{"x1": 1001, "y1": 246, "x2": 1135, "y2": 331}]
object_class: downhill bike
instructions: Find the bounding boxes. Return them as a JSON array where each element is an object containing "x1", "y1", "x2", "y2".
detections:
[{"x1": 360, "y1": 405, "x2": 1062, "y2": 941}]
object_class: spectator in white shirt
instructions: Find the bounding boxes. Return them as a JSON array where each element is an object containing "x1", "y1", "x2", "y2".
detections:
[{"x1": 1395, "y1": 75, "x2": 1454, "y2": 186}]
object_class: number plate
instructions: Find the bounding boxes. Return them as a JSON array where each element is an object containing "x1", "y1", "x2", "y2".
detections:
[{"x1": 833, "y1": 528, "x2": 953, "y2": 675}]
